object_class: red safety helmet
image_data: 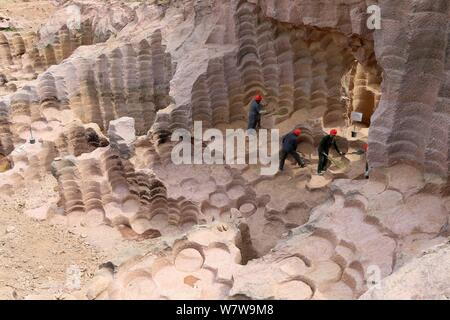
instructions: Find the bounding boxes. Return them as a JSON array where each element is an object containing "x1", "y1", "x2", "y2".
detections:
[
  {"x1": 255, "y1": 95, "x2": 263, "y2": 102},
  {"x1": 330, "y1": 129, "x2": 338, "y2": 136},
  {"x1": 363, "y1": 143, "x2": 369, "y2": 151},
  {"x1": 293, "y1": 129, "x2": 302, "y2": 136}
]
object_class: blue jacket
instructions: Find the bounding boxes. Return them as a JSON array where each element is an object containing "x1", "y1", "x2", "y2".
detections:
[
  {"x1": 248, "y1": 100, "x2": 262, "y2": 129},
  {"x1": 282, "y1": 132, "x2": 299, "y2": 153}
]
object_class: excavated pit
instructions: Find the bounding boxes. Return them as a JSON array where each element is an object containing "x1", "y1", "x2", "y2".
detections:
[{"x1": 142, "y1": 6, "x2": 384, "y2": 257}]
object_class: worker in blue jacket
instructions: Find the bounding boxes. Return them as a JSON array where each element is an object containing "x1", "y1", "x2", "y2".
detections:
[
  {"x1": 279, "y1": 129, "x2": 306, "y2": 171},
  {"x1": 248, "y1": 95, "x2": 264, "y2": 130}
]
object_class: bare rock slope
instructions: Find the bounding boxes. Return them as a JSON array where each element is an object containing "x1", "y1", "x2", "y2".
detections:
[{"x1": 0, "y1": 0, "x2": 449, "y2": 300}]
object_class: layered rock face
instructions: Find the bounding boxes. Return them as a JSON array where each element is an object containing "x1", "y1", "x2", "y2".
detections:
[
  {"x1": 256, "y1": 0, "x2": 450, "y2": 179},
  {"x1": 0, "y1": 0, "x2": 449, "y2": 301},
  {"x1": 0, "y1": 29, "x2": 173, "y2": 144},
  {"x1": 52, "y1": 147, "x2": 205, "y2": 237},
  {"x1": 191, "y1": 26, "x2": 357, "y2": 128},
  {"x1": 165, "y1": 0, "x2": 380, "y2": 132},
  {"x1": 0, "y1": 24, "x2": 94, "y2": 84},
  {"x1": 259, "y1": 0, "x2": 375, "y2": 37},
  {"x1": 87, "y1": 223, "x2": 243, "y2": 300},
  {"x1": 369, "y1": 0, "x2": 450, "y2": 178},
  {"x1": 38, "y1": 1, "x2": 136, "y2": 45}
]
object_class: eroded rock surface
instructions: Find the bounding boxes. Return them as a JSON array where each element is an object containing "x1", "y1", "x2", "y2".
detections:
[{"x1": 0, "y1": 0, "x2": 449, "y2": 300}]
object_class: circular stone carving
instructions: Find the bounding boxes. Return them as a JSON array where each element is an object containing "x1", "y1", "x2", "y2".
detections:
[
  {"x1": 239, "y1": 203, "x2": 256, "y2": 216},
  {"x1": 174, "y1": 248, "x2": 204, "y2": 272},
  {"x1": 276, "y1": 280, "x2": 313, "y2": 300}
]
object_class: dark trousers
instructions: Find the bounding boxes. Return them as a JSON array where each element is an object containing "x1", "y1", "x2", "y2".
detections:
[
  {"x1": 248, "y1": 116, "x2": 261, "y2": 130},
  {"x1": 318, "y1": 152, "x2": 328, "y2": 173},
  {"x1": 365, "y1": 161, "x2": 369, "y2": 179},
  {"x1": 279, "y1": 150, "x2": 305, "y2": 170}
]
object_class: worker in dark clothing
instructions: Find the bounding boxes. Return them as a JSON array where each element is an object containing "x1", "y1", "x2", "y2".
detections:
[
  {"x1": 317, "y1": 129, "x2": 345, "y2": 175},
  {"x1": 248, "y1": 95, "x2": 264, "y2": 131},
  {"x1": 363, "y1": 143, "x2": 369, "y2": 179},
  {"x1": 279, "y1": 129, "x2": 306, "y2": 171}
]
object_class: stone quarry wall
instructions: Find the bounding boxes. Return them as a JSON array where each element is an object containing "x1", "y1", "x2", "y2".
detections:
[
  {"x1": 259, "y1": 0, "x2": 375, "y2": 37},
  {"x1": 0, "y1": 0, "x2": 450, "y2": 301},
  {"x1": 156, "y1": 0, "x2": 380, "y2": 135},
  {"x1": 52, "y1": 147, "x2": 205, "y2": 237},
  {"x1": 2, "y1": 0, "x2": 449, "y2": 177},
  {"x1": 0, "y1": 29, "x2": 173, "y2": 147},
  {"x1": 370, "y1": 0, "x2": 450, "y2": 180},
  {"x1": 191, "y1": 0, "x2": 450, "y2": 180},
  {"x1": 191, "y1": 5, "x2": 359, "y2": 128},
  {"x1": 0, "y1": 24, "x2": 94, "y2": 79}
]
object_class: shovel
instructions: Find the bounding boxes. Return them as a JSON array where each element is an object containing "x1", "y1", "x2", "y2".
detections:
[
  {"x1": 347, "y1": 149, "x2": 366, "y2": 156},
  {"x1": 322, "y1": 152, "x2": 346, "y2": 170}
]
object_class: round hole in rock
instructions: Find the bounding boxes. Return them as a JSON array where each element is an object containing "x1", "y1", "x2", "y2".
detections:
[
  {"x1": 227, "y1": 184, "x2": 246, "y2": 200},
  {"x1": 84, "y1": 209, "x2": 105, "y2": 227},
  {"x1": 181, "y1": 221, "x2": 197, "y2": 232},
  {"x1": 180, "y1": 178, "x2": 199, "y2": 193},
  {"x1": 124, "y1": 276, "x2": 158, "y2": 300},
  {"x1": 150, "y1": 213, "x2": 168, "y2": 226},
  {"x1": 239, "y1": 203, "x2": 256, "y2": 216},
  {"x1": 278, "y1": 256, "x2": 310, "y2": 276},
  {"x1": 275, "y1": 280, "x2": 313, "y2": 300},
  {"x1": 122, "y1": 198, "x2": 140, "y2": 213},
  {"x1": 174, "y1": 248, "x2": 204, "y2": 272},
  {"x1": 285, "y1": 205, "x2": 310, "y2": 226},
  {"x1": 209, "y1": 192, "x2": 230, "y2": 208},
  {"x1": 112, "y1": 183, "x2": 129, "y2": 196}
]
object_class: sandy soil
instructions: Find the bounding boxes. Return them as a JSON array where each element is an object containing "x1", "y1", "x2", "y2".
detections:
[
  {"x1": 0, "y1": 172, "x2": 163, "y2": 300},
  {"x1": 0, "y1": 176, "x2": 103, "y2": 300},
  {"x1": 0, "y1": 0, "x2": 56, "y2": 31}
]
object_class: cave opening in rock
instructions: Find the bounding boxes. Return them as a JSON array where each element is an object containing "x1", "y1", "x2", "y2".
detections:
[{"x1": 341, "y1": 55, "x2": 382, "y2": 129}]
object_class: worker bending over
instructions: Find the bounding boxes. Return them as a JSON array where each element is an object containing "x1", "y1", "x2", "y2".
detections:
[
  {"x1": 279, "y1": 129, "x2": 306, "y2": 171},
  {"x1": 248, "y1": 95, "x2": 264, "y2": 131},
  {"x1": 317, "y1": 129, "x2": 345, "y2": 175},
  {"x1": 363, "y1": 143, "x2": 369, "y2": 179}
]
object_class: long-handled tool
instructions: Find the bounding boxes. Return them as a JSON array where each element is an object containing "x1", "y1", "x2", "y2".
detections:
[
  {"x1": 346, "y1": 149, "x2": 366, "y2": 156},
  {"x1": 322, "y1": 152, "x2": 346, "y2": 169},
  {"x1": 322, "y1": 149, "x2": 366, "y2": 169}
]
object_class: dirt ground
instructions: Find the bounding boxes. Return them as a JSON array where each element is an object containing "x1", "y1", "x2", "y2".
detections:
[
  {"x1": 0, "y1": 142, "x2": 158, "y2": 300},
  {"x1": 0, "y1": 0, "x2": 56, "y2": 31},
  {"x1": 0, "y1": 210, "x2": 102, "y2": 300},
  {"x1": 0, "y1": 173, "x2": 163, "y2": 300},
  {"x1": 0, "y1": 175, "x2": 104, "y2": 300}
]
